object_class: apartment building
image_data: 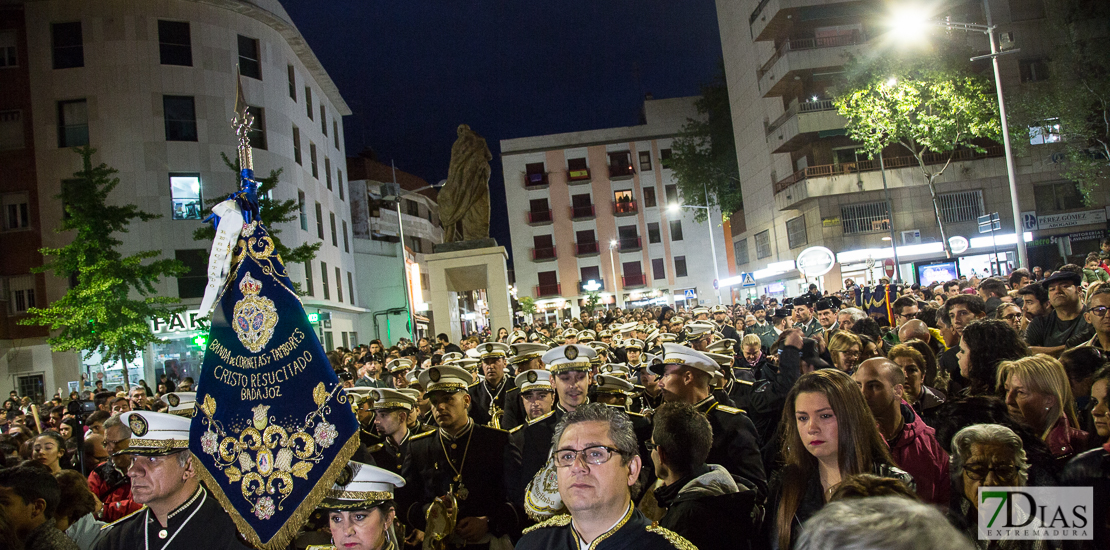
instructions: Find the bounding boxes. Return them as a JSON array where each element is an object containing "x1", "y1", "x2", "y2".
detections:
[
  {"x1": 501, "y1": 97, "x2": 731, "y2": 321},
  {"x1": 715, "y1": 0, "x2": 1108, "y2": 296}
]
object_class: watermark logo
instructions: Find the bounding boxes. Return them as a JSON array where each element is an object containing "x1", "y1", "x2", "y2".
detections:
[{"x1": 978, "y1": 487, "x2": 1092, "y2": 540}]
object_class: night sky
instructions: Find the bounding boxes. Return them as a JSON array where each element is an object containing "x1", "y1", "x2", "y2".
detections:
[{"x1": 281, "y1": 0, "x2": 723, "y2": 267}]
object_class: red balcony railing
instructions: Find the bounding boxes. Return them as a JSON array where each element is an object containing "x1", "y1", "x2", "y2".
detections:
[
  {"x1": 524, "y1": 172, "x2": 549, "y2": 188},
  {"x1": 527, "y1": 209, "x2": 553, "y2": 224},
  {"x1": 618, "y1": 237, "x2": 642, "y2": 251},
  {"x1": 773, "y1": 146, "x2": 1006, "y2": 194},
  {"x1": 613, "y1": 200, "x2": 638, "y2": 216},
  {"x1": 622, "y1": 274, "x2": 647, "y2": 287},
  {"x1": 531, "y1": 247, "x2": 556, "y2": 261},
  {"x1": 567, "y1": 167, "x2": 591, "y2": 183},
  {"x1": 535, "y1": 283, "x2": 561, "y2": 297},
  {"x1": 571, "y1": 205, "x2": 595, "y2": 220},
  {"x1": 575, "y1": 241, "x2": 599, "y2": 256}
]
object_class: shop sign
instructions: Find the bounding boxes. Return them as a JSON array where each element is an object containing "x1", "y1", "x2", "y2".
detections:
[
  {"x1": 1036, "y1": 209, "x2": 1106, "y2": 230},
  {"x1": 949, "y1": 236, "x2": 969, "y2": 254},
  {"x1": 796, "y1": 246, "x2": 836, "y2": 277},
  {"x1": 1029, "y1": 229, "x2": 1107, "y2": 248},
  {"x1": 151, "y1": 309, "x2": 209, "y2": 333},
  {"x1": 822, "y1": 217, "x2": 841, "y2": 227}
]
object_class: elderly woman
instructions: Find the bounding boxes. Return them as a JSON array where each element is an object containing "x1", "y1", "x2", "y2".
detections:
[
  {"x1": 997, "y1": 355, "x2": 1088, "y2": 462},
  {"x1": 949, "y1": 424, "x2": 1037, "y2": 549},
  {"x1": 318, "y1": 461, "x2": 406, "y2": 550},
  {"x1": 827, "y1": 332, "x2": 862, "y2": 374},
  {"x1": 888, "y1": 344, "x2": 945, "y2": 423}
]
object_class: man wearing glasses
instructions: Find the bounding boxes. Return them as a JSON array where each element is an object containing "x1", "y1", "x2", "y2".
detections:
[
  {"x1": 1025, "y1": 270, "x2": 1094, "y2": 357},
  {"x1": 515, "y1": 403, "x2": 695, "y2": 550},
  {"x1": 1083, "y1": 287, "x2": 1110, "y2": 351}
]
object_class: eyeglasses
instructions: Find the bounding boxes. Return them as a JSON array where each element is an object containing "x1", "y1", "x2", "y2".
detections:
[
  {"x1": 645, "y1": 441, "x2": 658, "y2": 451},
  {"x1": 963, "y1": 463, "x2": 1017, "y2": 481},
  {"x1": 553, "y1": 445, "x2": 625, "y2": 467},
  {"x1": 1001, "y1": 313, "x2": 1022, "y2": 321},
  {"x1": 1088, "y1": 306, "x2": 1110, "y2": 318}
]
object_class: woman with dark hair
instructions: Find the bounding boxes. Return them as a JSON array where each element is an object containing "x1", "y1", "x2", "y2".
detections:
[
  {"x1": 318, "y1": 462, "x2": 407, "y2": 550},
  {"x1": 496, "y1": 327, "x2": 509, "y2": 343},
  {"x1": 957, "y1": 319, "x2": 1029, "y2": 395},
  {"x1": 764, "y1": 369, "x2": 912, "y2": 549},
  {"x1": 31, "y1": 431, "x2": 66, "y2": 474},
  {"x1": 1088, "y1": 365, "x2": 1110, "y2": 447}
]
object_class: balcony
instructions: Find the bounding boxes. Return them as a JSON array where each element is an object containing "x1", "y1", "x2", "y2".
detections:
[
  {"x1": 765, "y1": 99, "x2": 848, "y2": 153},
  {"x1": 535, "y1": 283, "x2": 561, "y2": 297},
  {"x1": 575, "y1": 241, "x2": 600, "y2": 256},
  {"x1": 531, "y1": 246, "x2": 557, "y2": 262},
  {"x1": 622, "y1": 274, "x2": 648, "y2": 288},
  {"x1": 527, "y1": 209, "x2": 553, "y2": 226},
  {"x1": 749, "y1": 0, "x2": 848, "y2": 42},
  {"x1": 524, "y1": 172, "x2": 549, "y2": 189},
  {"x1": 608, "y1": 164, "x2": 635, "y2": 181},
  {"x1": 618, "y1": 237, "x2": 642, "y2": 252},
  {"x1": 757, "y1": 33, "x2": 868, "y2": 98},
  {"x1": 567, "y1": 167, "x2": 592, "y2": 185},
  {"x1": 612, "y1": 200, "x2": 638, "y2": 217},
  {"x1": 571, "y1": 205, "x2": 596, "y2": 221},
  {"x1": 773, "y1": 146, "x2": 1007, "y2": 210}
]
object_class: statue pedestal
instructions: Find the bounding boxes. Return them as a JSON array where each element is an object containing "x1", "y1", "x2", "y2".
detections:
[{"x1": 426, "y1": 245, "x2": 512, "y2": 342}]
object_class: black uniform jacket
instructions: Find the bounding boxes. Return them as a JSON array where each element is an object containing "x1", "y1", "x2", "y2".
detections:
[
  {"x1": 95, "y1": 485, "x2": 250, "y2": 550},
  {"x1": 468, "y1": 377, "x2": 517, "y2": 427},
  {"x1": 695, "y1": 395, "x2": 768, "y2": 496},
  {"x1": 515, "y1": 505, "x2": 696, "y2": 550}
]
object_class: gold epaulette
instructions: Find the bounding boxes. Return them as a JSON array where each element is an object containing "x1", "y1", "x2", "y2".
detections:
[
  {"x1": 100, "y1": 506, "x2": 147, "y2": 530},
  {"x1": 645, "y1": 524, "x2": 698, "y2": 550},
  {"x1": 526, "y1": 411, "x2": 554, "y2": 426},
  {"x1": 506, "y1": 386, "x2": 519, "y2": 393},
  {"x1": 735, "y1": 379, "x2": 754, "y2": 386},
  {"x1": 716, "y1": 405, "x2": 746, "y2": 414},
  {"x1": 366, "y1": 443, "x2": 385, "y2": 453},
  {"x1": 508, "y1": 424, "x2": 524, "y2": 434},
  {"x1": 522, "y1": 514, "x2": 572, "y2": 534},
  {"x1": 468, "y1": 381, "x2": 479, "y2": 388},
  {"x1": 409, "y1": 429, "x2": 437, "y2": 441}
]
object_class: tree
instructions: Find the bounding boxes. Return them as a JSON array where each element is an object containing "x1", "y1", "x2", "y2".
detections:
[
  {"x1": 518, "y1": 296, "x2": 537, "y2": 323},
  {"x1": 193, "y1": 153, "x2": 321, "y2": 271},
  {"x1": 21, "y1": 147, "x2": 187, "y2": 388},
  {"x1": 1008, "y1": 0, "x2": 1110, "y2": 203},
  {"x1": 582, "y1": 291, "x2": 601, "y2": 316},
  {"x1": 835, "y1": 44, "x2": 1001, "y2": 257},
  {"x1": 670, "y1": 61, "x2": 743, "y2": 222}
]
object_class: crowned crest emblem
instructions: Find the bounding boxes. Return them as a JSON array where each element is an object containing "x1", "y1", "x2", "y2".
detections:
[
  {"x1": 526, "y1": 371, "x2": 538, "y2": 383},
  {"x1": 485, "y1": 343, "x2": 494, "y2": 353},
  {"x1": 429, "y1": 369, "x2": 442, "y2": 382},
  {"x1": 232, "y1": 272, "x2": 279, "y2": 353},
  {"x1": 564, "y1": 346, "x2": 578, "y2": 360},
  {"x1": 129, "y1": 413, "x2": 149, "y2": 437},
  {"x1": 336, "y1": 464, "x2": 354, "y2": 487},
  {"x1": 167, "y1": 393, "x2": 180, "y2": 407}
]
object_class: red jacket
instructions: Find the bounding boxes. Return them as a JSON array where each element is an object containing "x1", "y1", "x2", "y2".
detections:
[
  {"x1": 88, "y1": 467, "x2": 142, "y2": 522},
  {"x1": 890, "y1": 401, "x2": 950, "y2": 505},
  {"x1": 1046, "y1": 415, "x2": 1088, "y2": 462}
]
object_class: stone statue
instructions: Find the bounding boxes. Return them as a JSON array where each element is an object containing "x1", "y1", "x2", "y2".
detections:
[{"x1": 438, "y1": 124, "x2": 492, "y2": 242}]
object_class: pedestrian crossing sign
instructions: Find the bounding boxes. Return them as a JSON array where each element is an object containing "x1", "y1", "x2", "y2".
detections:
[
  {"x1": 741, "y1": 272, "x2": 756, "y2": 288},
  {"x1": 684, "y1": 289, "x2": 696, "y2": 301}
]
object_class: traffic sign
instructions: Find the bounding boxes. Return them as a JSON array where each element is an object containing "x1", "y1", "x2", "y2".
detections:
[
  {"x1": 883, "y1": 258, "x2": 895, "y2": 278},
  {"x1": 684, "y1": 289, "x2": 696, "y2": 301},
  {"x1": 740, "y1": 272, "x2": 756, "y2": 288}
]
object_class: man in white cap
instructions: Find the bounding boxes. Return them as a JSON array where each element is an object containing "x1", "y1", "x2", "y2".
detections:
[
  {"x1": 683, "y1": 322, "x2": 715, "y2": 351},
  {"x1": 712, "y1": 305, "x2": 743, "y2": 354},
  {"x1": 623, "y1": 339, "x2": 645, "y2": 369},
  {"x1": 512, "y1": 369, "x2": 555, "y2": 422},
  {"x1": 95, "y1": 411, "x2": 249, "y2": 550},
  {"x1": 407, "y1": 365, "x2": 518, "y2": 547},
  {"x1": 307, "y1": 461, "x2": 406, "y2": 550},
  {"x1": 650, "y1": 344, "x2": 767, "y2": 496},
  {"x1": 466, "y1": 342, "x2": 514, "y2": 428},
  {"x1": 362, "y1": 388, "x2": 429, "y2": 522},
  {"x1": 593, "y1": 374, "x2": 634, "y2": 407},
  {"x1": 159, "y1": 392, "x2": 197, "y2": 417},
  {"x1": 500, "y1": 342, "x2": 549, "y2": 431},
  {"x1": 385, "y1": 357, "x2": 414, "y2": 389},
  {"x1": 630, "y1": 355, "x2": 665, "y2": 415}
]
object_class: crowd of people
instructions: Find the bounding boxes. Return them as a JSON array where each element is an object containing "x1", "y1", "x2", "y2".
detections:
[{"x1": 2, "y1": 261, "x2": 1110, "y2": 549}]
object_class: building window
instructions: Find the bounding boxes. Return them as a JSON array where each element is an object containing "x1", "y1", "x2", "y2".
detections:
[
  {"x1": 310, "y1": 143, "x2": 318, "y2": 178},
  {"x1": 786, "y1": 216, "x2": 807, "y2": 248},
  {"x1": 7, "y1": 275, "x2": 35, "y2": 314},
  {"x1": 652, "y1": 258, "x2": 666, "y2": 280},
  {"x1": 1034, "y1": 181, "x2": 1083, "y2": 214},
  {"x1": 342, "y1": 220, "x2": 349, "y2": 252},
  {"x1": 0, "y1": 110, "x2": 24, "y2": 150},
  {"x1": 287, "y1": 65, "x2": 296, "y2": 100},
  {"x1": 246, "y1": 106, "x2": 266, "y2": 150},
  {"x1": 175, "y1": 249, "x2": 206, "y2": 298},
  {"x1": 321, "y1": 261, "x2": 330, "y2": 299},
  {"x1": 937, "y1": 190, "x2": 984, "y2": 223},
  {"x1": 298, "y1": 191, "x2": 307, "y2": 230},
  {"x1": 643, "y1": 186, "x2": 657, "y2": 208},
  {"x1": 664, "y1": 184, "x2": 678, "y2": 205},
  {"x1": 330, "y1": 212, "x2": 337, "y2": 247},
  {"x1": 669, "y1": 220, "x2": 683, "y2": 241},
  {"x1": 320, "y1": 105, "x2": 327, "y2": 135},
  {"x1": 304, "y1": 261, "x2": 314, "y2": 296},
  {"x1": 0, "y1": 30, "x2": 17, "y2": 68},
  {"x1": 292, "y1": 126, "x2": 302, "y2": 164},
  {"x1": 237, "y1": 35, "x2": 261, "y2": 79},
  {"x1": 305, "y1": 87, "x2": 313, "y2": 119},
  {"x1": 755, "y1": 230, "x2": 771, "y2": 259},
  {"x1": 163, "y1": 96, "x2": 197, "y2": 141},
  {"x1": 674, "y1": 256, "x2": 688, "y2": 278},
  {"x1": 1019, "y1": 58, "x2": 1049, "y2": 83},
  {"x1": 405, "y1": 199, "x2": 419, "y2": 216},
  {"x1": 335, "y1": 266, "x2": 343, "y2": 303},
  {"x1": 315, "y1": 202, "x2": 324, "y2": 239},
  {"x1": 840, "y1": 201, "x2": 890, "y2": 235},
  {"x1": 157, "y1": 21, "x2": 192, "y2": 66},
  {"x1": 52, "y1": 22, "x2": 83, "y2": 69},
  {"x1": 169, "y1": 174, "x2": 202, "y2": 220},
  {"x1": 580, "y1": 266, "x2": 601, "y2": 285},
  {"x1": 1028, "y1": 118, "x2": 1062, "y2": 145},
  {"x1": 2, "y1": 193, "x2": 30, "y2": 231},
  {"x1": 57, "y1": 99, "x2": 88, "y2": 148},
  {"x1": 660, "y1": 148, "x2": 673, "y2": 168},
  {"x1": 734, "y1": 238, "x2": 749, "y2": 266},
  {"x1": 638, "y1": 151, "x2": 652, "y2": 172},
  {"x1": 324, "y1": 157, "x2": 332, "y2": 190},
  {"x1": 648, "y1": 222, "x2": 661, "y2": 244},
  {"x1": 347, "y1": 272, "x2": 355, "y2": 305},
  {"x1": 608, "y1": 151, "x2": 633, "y2": 177},
  {"x1": 333, "y1": 120, "x2": 340, "y2": 149},
  {"x1": 338, "y1": 170, "x2": 344, "y2": 200}
]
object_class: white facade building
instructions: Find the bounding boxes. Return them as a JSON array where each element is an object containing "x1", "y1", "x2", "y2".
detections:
[{"x1": 501, "y1": 97, "x2": 731, "y2": 320}]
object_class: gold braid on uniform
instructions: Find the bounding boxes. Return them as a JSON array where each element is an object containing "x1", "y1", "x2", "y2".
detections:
[
  {"x1": 645, "y1": 524, "x2": 699, "y2": 550},
  {"x1": 521, "y1": 514, "x2": 571, "y2": 534}
]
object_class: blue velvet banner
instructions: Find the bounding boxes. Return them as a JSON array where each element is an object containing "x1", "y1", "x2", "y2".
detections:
[
  {"x1": 189, "y1": 220, "x2": 358, "y2": 550},
  {"x1": 851, "y1": 284, "x2": 898, "y2": 327}
]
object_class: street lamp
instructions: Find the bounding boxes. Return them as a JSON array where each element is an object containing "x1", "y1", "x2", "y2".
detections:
[
  {"x1": 608, "y1": 239, "x2": 622, "y2": 308},
  {"x1": 886, "y1": 0, "x2": 1028, "y2": 268},
  {"x1": 668, "y1": 191, "x2": 722, "y2": 305},
  {"x1": 382, "y1": 180, "x2": 443, "y2": 343}
]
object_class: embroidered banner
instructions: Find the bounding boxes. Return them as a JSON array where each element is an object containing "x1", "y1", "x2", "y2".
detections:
[
  {"x1": 189, "y1": 220, "x2": 359, "y2": 550},
  {"x1": 851, "y1": 284, "x2": 898, "y2": 327}
]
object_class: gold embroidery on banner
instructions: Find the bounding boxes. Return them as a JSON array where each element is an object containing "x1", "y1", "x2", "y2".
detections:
[{"x1": 233, "y1": 273, "x2": 279, "y2": 353}]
